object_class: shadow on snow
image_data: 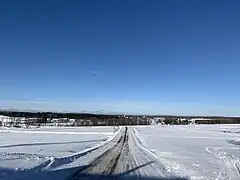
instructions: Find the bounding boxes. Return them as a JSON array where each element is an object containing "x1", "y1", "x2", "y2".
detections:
[
  {"x1": 0, "y1": 139, "x2": 107, "y2": 148},
  {"x1": 0, "y1": 161, "x2": 189, "y2": 180}
]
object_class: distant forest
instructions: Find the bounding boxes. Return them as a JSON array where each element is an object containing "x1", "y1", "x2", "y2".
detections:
[
  {"x1": 0, "y1": 110, "x2": 240, "y2": 125},
  {"x1": 0, "y1": 110, "x2": 149, "y2": 126}
]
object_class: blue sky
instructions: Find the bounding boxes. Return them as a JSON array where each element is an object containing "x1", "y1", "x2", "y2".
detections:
[{"x1": 0, "y1": 0, "x2": 240, "y2": 115}]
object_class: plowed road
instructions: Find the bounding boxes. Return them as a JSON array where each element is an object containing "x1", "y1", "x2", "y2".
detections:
[{"x1": 69, "y1": 127, "x2": 129, "y2": 179}]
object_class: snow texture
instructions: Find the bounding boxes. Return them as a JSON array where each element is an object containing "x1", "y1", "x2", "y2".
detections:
[
  {"x1": 133, "y1": 124, "x2": 240, "y2": 180},
  {"x1": 0, "y1": 127, "x2": 119, "y2": 176},
  {"x1": 0, "y1": 125, "x2": 239, "y2": 180}
]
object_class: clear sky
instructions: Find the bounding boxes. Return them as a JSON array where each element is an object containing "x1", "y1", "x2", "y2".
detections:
[{"x1": 0, "y1": 0, "x2": 240, "y2": 116}]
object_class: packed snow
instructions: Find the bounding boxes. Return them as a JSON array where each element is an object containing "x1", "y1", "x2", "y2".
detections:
[{"x1": 133, "y1": 124, "x2": 240, "y2": 180}]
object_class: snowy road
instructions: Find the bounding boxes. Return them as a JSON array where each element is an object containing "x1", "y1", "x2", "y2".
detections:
[
  {"x1": 0, "y1": 125, "x2": 239, "y2": 180},
  {"x1": 68, "y1": 127, "x2": 129, "y2": 179},
  {"x1": 0, "y1": 126, "x2": 187, "y2": 180},
  {"x1": 65, "y1": 127, "x2": 187, "y2": 180}
]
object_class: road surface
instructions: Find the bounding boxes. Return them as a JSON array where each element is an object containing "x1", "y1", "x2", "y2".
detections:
[{"x1": 67, "y1": 127, "x2": 187, "y2": 180}]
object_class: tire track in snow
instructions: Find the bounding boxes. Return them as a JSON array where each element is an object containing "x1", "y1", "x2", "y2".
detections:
[
  {"x1": 3, "y1": 127, "x2": 123, "y2": 172},
  {"x1": 226, "y1": 154, "x2": 240, "y2": 176},
  {"x1": 206, "y1": 147, "x2": 240, "y2": 179},
  {"x1": 44, "y1": 127, "x2": 122, "y2": 170},
  {"x1": 68, "y1": 127, "x2": 129, "y2": 180},
  {"x1": 129, "y1": 128, "x2": 190, "y2": 179}
]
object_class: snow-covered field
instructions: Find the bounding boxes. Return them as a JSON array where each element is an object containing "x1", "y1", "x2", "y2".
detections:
[
  {"x1": 134, "y1": 124, "x2": 240, "y2": 180},
  {"x1": 0, "y1": 126, "x2": 118, "y2": 171},
  {"x1": 0, "y1": 124, "x2": 239, "y2": 180}
]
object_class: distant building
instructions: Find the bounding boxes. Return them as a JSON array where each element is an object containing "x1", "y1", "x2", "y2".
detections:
[
  {"x1": 0, "y1": 115, "x2": 12, "y2": 127},
  {"x1": 190, "y1": 118, "x2": 211, "y2": 124}
]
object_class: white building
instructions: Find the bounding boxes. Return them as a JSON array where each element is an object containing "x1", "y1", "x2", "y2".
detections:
[{"x1": 0, "y1": 115, "x2": 12, "y2": 127}]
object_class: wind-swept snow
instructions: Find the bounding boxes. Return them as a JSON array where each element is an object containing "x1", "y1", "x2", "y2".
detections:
[
  {"x1": 0, "y1": 125, "x2": 239, "y2": 180},
  {"x1": 133, "y1": 125, "x2": 240, "y2": 180},
  {"x1": 128, "y1": 127, "x2": 189, "y2": 179},
  {"x1": 0, "y1": 126, "x2": 123, "y2": 180},
  {"x1": 0, "y1": 127, "x2": 119, "y2": 172}
]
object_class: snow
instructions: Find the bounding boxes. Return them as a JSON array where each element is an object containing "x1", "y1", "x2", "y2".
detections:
[
  {"x1": 128, "y1": 127, "x2": 189, "y2": 179},
  {"x1": 182, "y1": 124, "x2": 240, "y2": 134},
  {"x1": 0, "y1": 124, "x2": 239, "y2": 180},
  {"x1": 133, "y1": 124, "x2": 240, "y2": 180},
  {"x1": 0, "y1": 126, "x2": 124, "y2": 180},
  {"x1": 0, "y1": 126, "x2": 118, "y2": 171},
  {"x1": 0, "y1": 126, "x2": 116, "y2": 135}
]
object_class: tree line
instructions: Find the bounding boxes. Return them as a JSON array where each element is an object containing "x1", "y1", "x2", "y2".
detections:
[{"x1": 0, "y1": 110, "x2": 151, "y2": 126}]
